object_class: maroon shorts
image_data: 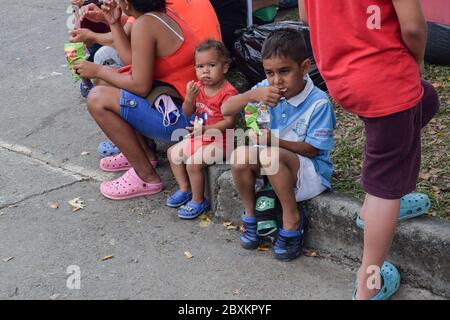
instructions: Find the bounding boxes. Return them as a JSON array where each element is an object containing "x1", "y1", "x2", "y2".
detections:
[{"x1": 360, "y1": 80, "x2": 440, "y2": 199}]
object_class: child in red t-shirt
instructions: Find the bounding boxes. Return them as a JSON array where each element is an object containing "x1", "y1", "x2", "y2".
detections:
[{"x1": 166, "y1": 40, "x2": 238, "y2": 219}]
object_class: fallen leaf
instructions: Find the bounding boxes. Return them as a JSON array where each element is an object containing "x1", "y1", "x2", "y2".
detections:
[
  {"x1": 101, "y1": 255, "x2": 114, "y2": 261},
  {"x1": 49, "y1": 202, "x2": 59, "y2": 209},
  {"x1": 199, "y1": 214, "x2": 212, "y2": 228},
  {"x1": 184, "y1": 251, "x2": 193, "y2": 259},
  {"x1": 80, "y1": 151, "x2": 90, "y2": 156},
  {"x1": 3, "y1": 257, "x2": 14, "y2": 262},
  {"x1": 7, "y1": 205, "x2": 18, "y2": 208},
  {"x1": 257, "y1": 244, "x2": 270, "y2": 251},
  {"x1": 226, "y1": 225, "x2": 237, "y2": 231},
  {"x1": 304, "y1": 251, "x2": 319, "y2": 258},
  {"x1": 239, "y1": 225, "x2": 246, "y2": 233},
  {"x1": 68, "y1": 197, "x2": 85, "y2": 212},
  {"x1": 222, "y1": 221, "x2": 232, "y2": 227}
]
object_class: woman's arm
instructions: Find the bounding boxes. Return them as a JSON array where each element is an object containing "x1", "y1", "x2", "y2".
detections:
[
  {"x1": 109, "y1": 22, "x2": 132, "y2": 65},
  {"x1": 95, "y1": 18, "x2": 155, "y2": 96}
]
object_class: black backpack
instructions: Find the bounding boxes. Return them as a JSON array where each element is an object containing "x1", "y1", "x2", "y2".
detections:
[{"x1": 254, "y1": 179, "x2": 281, "y2": 237}]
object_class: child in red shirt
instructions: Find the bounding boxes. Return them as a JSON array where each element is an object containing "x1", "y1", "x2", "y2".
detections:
[
  {"x1": 166, "y1": 40, "x2": 238, "y2": 219},
  {"x1": 301, "y1": 0, "x2": 439, "y2": 300}
]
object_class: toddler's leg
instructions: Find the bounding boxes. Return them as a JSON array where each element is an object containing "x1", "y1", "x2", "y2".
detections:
[
  {"x1": 230, "y1": 146, "x2": 260, "y2": 217},
  {"x1": 167, "y1": 140, "x2": 191, "y2": 193},
  {"x1": 259, "y1": 147, "x2": 300, "y2": 231},
  {"x1": 186, "y1": 142, "x2": 225, "y2": 203}
]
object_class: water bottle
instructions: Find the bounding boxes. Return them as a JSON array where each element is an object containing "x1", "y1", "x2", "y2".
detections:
[{"x1": 257, "y1": 103, "x2": 271, "y2": 131}]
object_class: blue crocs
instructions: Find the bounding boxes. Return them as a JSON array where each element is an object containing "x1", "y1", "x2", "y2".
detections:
[
  {"x1": 166, "y1": 190, "x2": 192, "y2": 208},
  {"x1": 97, "y1": 141, "x2": 121, "y2": 157},
  {"x1": 80, "y1": 80, "x2": 93, "y2": 98},
  {"x1": 178, "y1": 199, "x2": 210, "y2": 219},
  {"x1": 356, "y1": 192, "x2": 431, "y2": 229},
  {"x1": 352, "y1": 261, "x2": 400, "y2": 300},
  {"x1": 274, "y1": 210, "x2": 305, "y2": 262},
  {"x1": 240, "y1": 213, "x2": 264, "y2": 250}
]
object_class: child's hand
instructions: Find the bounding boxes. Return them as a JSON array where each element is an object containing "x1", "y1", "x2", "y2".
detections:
[
  {"x1": 69, "y1": 28, "x2": 92, "y2": 43},
  {"x1": 73, "y1": 60, "x2": 100, "y2": 79},
  {"x1": 71, "y1": 0, "x2": 85, "y2": 7},
  {"x1": 186, "y1": 80, "x2": 201, "y2": 101},
  {"x1": 101, "y1": 0, "x2": 122, "y2": 25},
  {"x1": 80, "y1": 3, "x2": 107, "y2": 24},
  {"x1": 251, "y1": 86, "x2": 283, "y2": 107}
]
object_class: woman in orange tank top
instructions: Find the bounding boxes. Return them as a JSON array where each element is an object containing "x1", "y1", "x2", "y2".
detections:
[{"x1": 73, "y1": 0, "x2": 201, "y2": 200}]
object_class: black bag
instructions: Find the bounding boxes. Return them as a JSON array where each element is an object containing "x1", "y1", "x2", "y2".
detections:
[
  {"x1": 233, "y1": 21, "x2": 327, "y2": 91},
  {"x1": 425, "y1": 22, "x2": 450, "y2": 65}
]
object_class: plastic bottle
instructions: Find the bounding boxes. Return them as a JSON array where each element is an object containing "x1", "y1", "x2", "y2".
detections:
[{"x1": 257, "y1": 102, "x2": 271, "y2": 131}]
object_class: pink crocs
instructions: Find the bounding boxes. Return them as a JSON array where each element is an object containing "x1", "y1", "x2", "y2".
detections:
[
  {"x1": 100, "y1": 168, "x2": 163, "y2": 200},
  {"x1": 100, "y1": 153, "x2": 158, "y2": 172}
]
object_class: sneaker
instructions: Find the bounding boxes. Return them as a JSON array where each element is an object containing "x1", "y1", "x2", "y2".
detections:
[
  {"x1": 274, "y1": 211, "x2": 305, "y2": 261},
  {"x1": 240, "y1": 214, "x2": 264, "y2": 250}
]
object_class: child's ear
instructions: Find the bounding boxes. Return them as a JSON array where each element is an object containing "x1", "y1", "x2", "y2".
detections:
[
  {"x1": 301, "y1": 59, "x2": 311, "y2": 76},
  {"x1": 223, "y1": 62, "x2": 230, "y2": 74}
]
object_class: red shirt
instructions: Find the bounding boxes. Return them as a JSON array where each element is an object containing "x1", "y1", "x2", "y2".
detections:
[
  {"x1": 184, "y1": 81, "x2": 238, "y2": 157},
  {"x1": 194, "y1": 81, "x2": 238, "y2": 126},
  {"x1": 304, "y1": 0, "x2": 423, "y2": 118}
]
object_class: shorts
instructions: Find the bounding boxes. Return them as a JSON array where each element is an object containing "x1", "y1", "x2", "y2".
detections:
[
  {"x1": 360, "y1": 80, "x2": 439, "y2": 199},
  {"x1": 119, "y1": 90, "x2": 189, "y2": 142},
  {"x1": 295, "y1": 155, "x2": 327, "y2": 202}
]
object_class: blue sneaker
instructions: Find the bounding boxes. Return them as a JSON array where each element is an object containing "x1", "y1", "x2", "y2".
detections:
[
  {"x1": 80, "y1": 80, "x2": 93, "y2": 98},
  {"x1": 356, "y1": 192, "x2": 431, "y2": 229},
  {"x1": 178, "y1": 199, "x2": 210, "y2": 219},
  {"x1": 240, "y1": 214, "x2": 263, "y2": 250},
  {"x1": 274, "y1": 211, "x2": 305, "y2": 261},
  {"x1": 166, "y1": 190, "x2": 192, "y2": 208}
]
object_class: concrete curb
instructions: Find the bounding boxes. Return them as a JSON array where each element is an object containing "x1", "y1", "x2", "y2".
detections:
[{"x1": 206, "y1": 165, "x2": 450, "y2": 298}]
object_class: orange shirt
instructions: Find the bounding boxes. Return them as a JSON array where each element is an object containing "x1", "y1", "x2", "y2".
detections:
[
  {"x1": 119, "y1": 11, "x2": 200, "y2": 99},
  {"x1": 304, "y1": 0, "x2": 423, "y2": 118},
  {"x1": 126, "y1": 0, "x2": 222, "y2": 41}
]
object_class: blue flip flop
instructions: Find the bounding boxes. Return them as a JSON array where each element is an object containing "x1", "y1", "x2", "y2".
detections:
[
  {"x1": 178, "y1": 199, "x2": 210, "y2": 219},
  {"x1": 166, "y1": 190, "x2": 192, "y2": 208},
  {"x1": 352, "y1": 261, "x2": 400, "y2": 300},
  {"x1": 356, "y1": 192, "x2": 430, "y2": 229},
  {"x1": 97, "y1": 141, "x2": 120, "y2": 157}
]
